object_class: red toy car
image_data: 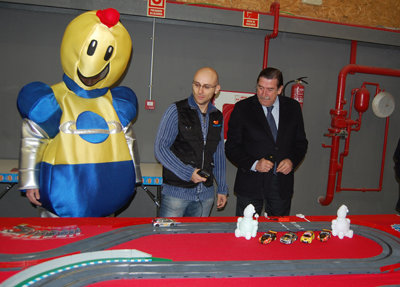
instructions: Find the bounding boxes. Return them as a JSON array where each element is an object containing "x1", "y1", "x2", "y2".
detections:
[
  {"x1": 317, "y1": 229, "x2": 332, "y2": 242},
  {"x1": 259, "y1": 230, "x2": 277, "y2": 244}
]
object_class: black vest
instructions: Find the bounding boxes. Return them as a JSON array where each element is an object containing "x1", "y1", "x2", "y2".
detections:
[{"x1": 163, "y1": 99, "x2": 223, "y2": 188}]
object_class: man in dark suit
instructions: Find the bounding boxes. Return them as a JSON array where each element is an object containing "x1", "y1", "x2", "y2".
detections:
[
  {"x1": 225, "y1": 67, "x2": 308, "y2": 216},
  {"x1": 394, "y1": 138, "x2": 400, "y2": 213}
]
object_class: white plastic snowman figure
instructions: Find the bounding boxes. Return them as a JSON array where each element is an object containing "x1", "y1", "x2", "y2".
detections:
[
  {"x1": 331, "y1": 204, "x2": 354, "y2": 239},
  {"x1": 235, "y1": 204, "x2": 259, "y2": 240}
]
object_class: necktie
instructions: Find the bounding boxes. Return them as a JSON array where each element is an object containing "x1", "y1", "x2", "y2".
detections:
[
  {"x1": 267, "y1": 106, "x2": 277, "y2": 142},
  {"x1": 267, "y1": 106, "x2": 278, "y2": 175}
]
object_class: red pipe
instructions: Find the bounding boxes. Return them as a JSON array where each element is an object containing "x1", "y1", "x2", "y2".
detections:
[
  {"x1": 349, "y1": 40, "x2": 357, "y2": 75},
  {"x1": 350, "y1": 40, "x2": 357, "y2": 65},
  {"x1": 337, "y1": 84, "x2": 386, "y2": 193},
  {"x1": 263, "y1": 1, "x2": 280, "y2": 69},
  {"x1": 334, "y1": 88, "x2": 361, "y2": 192},
  {"x1": 319, "y1": 64, "x2": 400, "y2": 206}
]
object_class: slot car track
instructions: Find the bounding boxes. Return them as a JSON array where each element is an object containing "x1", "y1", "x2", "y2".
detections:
[{"x1": 1, "y1": 221, "x2": 400, "y2": 286}]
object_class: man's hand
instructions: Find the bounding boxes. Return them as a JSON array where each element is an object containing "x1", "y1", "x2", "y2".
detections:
[
  {"x1": 276, "y1": 159, "x2": 293, "y2": 175},
  {"x1": 26, "y1": 189, "x2": 42, "y2": 206},
  {"x1": 255, "y1": 158, "x2": 274, "y2": 173},
  {"x1": 191, "y1": 168, "x2": 208, "y2": 183},
  {"x1": 216, "y1": 194, "x2": 227, "y2": 209}
]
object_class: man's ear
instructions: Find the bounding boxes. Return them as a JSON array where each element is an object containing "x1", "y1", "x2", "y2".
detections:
[
  {"x1": 215, "y1": 84, "x2": 221, "y2": 95},
  {"x1": 278, "y1": 85, "x2": 283, "y2": 95}
]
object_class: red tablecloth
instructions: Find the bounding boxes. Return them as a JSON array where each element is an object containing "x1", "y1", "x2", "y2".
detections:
[{"x1": 1, "y1": 215, "x2": 399, "y2": 286}]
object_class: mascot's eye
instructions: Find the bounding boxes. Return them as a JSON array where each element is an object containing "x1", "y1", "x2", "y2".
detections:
[
  {"x1": 87, "y1": 40, "x2": 97, "y2": 56},
  {"x1": 104, "y1": 46, "x2": 114, "y2": 61}
]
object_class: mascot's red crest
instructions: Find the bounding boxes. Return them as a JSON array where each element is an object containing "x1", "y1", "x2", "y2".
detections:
[{"x1": 96, "y1": 8, "x2": 120, "y2": 28}]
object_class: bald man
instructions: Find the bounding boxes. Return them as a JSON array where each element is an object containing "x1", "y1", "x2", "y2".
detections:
[{"x1": 154, "y1": 67, "x2": 228, "y2": 217}]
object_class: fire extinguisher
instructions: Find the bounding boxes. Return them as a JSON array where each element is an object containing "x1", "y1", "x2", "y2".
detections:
[{"x1": 283, "y1": 77, "x2": 308, "y2": 108}]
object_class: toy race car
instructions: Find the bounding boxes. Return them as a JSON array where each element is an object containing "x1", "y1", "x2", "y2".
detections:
[
  {"x1": 317, "y1": 229, "x2": 332, "y2": 242},
  {"x1": 259, "y1": 230, "x2": 277, "y2": 244},
  {"x1": 300, "y1": 231, "x2": 315, "y2": 244},
  {"x1": 152, "y1": 218, "x2": 177, "y2": 227},
  {"x1": 280, "y1": 231, "x2": 297, "y2": 244}
]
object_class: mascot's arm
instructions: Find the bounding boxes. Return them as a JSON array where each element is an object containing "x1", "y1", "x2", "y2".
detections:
[
  {"x1": 18, "y1": 119, "x2": 50, "y2": 190},
  {"x1": 112, "y1": 86, "x2": 142, "y2": 185},
  {"x1": 123, "y1": 123, "x2": 142, "y2": 185},
  {"x1": 17, "y1": 82, "x2": 62, "y2": 190}
]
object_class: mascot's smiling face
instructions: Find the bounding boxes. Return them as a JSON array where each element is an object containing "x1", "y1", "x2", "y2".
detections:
[{"x1": 60, "y1": 8, "x2": 132, "y2": 90}]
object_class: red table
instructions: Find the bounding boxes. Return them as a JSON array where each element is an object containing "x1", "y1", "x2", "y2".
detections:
[{"x1": 1, "y1": 215, "x2": 399, "y2": 286}]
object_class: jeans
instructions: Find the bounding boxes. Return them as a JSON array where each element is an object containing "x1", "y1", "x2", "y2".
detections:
[{"x1": 160, "y1": 194, "x2": 214, "y2": 217}]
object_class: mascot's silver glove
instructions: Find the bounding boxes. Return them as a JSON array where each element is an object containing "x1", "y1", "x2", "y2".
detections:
[
  {"x1": 18, "y1": 119, "x2": 49, "y2": 190},
  {"x1": 124, "y1": 121, "x2": 142, "y2": 185}
]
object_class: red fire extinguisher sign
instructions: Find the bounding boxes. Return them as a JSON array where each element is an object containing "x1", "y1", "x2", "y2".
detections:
[{"x1": 148, "y1": 0, "x2": 166, "y2": 18}]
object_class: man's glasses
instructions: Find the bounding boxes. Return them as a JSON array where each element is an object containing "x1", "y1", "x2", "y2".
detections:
[{"x1": 192, "y1": 81, "x2": 217, "y2": 91}]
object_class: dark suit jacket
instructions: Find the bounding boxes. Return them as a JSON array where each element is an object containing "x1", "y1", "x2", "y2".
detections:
[
  {"x1": 394, "y1": 138, "x2": 400, "y2": 179},
  {"x1": 225, "y1": 95, "x2": 308, "y2": 199}
]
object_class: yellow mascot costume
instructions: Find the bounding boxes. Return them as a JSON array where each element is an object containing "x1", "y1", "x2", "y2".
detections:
[{"x1": 17, "y1": 8, "x2": 140, "y2": 217}]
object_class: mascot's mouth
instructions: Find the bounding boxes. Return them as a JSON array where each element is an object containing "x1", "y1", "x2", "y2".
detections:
[{"x1": 78, "y1": 64, "x2": 109, "y2": 87}]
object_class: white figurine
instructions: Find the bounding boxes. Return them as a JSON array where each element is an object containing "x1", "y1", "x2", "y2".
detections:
[
  {"x1": 331, "y1": 204, "x2": 354, "y2": 239},
  {"x1": 235, "y1": 204, "x2": 259, "y2": 240}
]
